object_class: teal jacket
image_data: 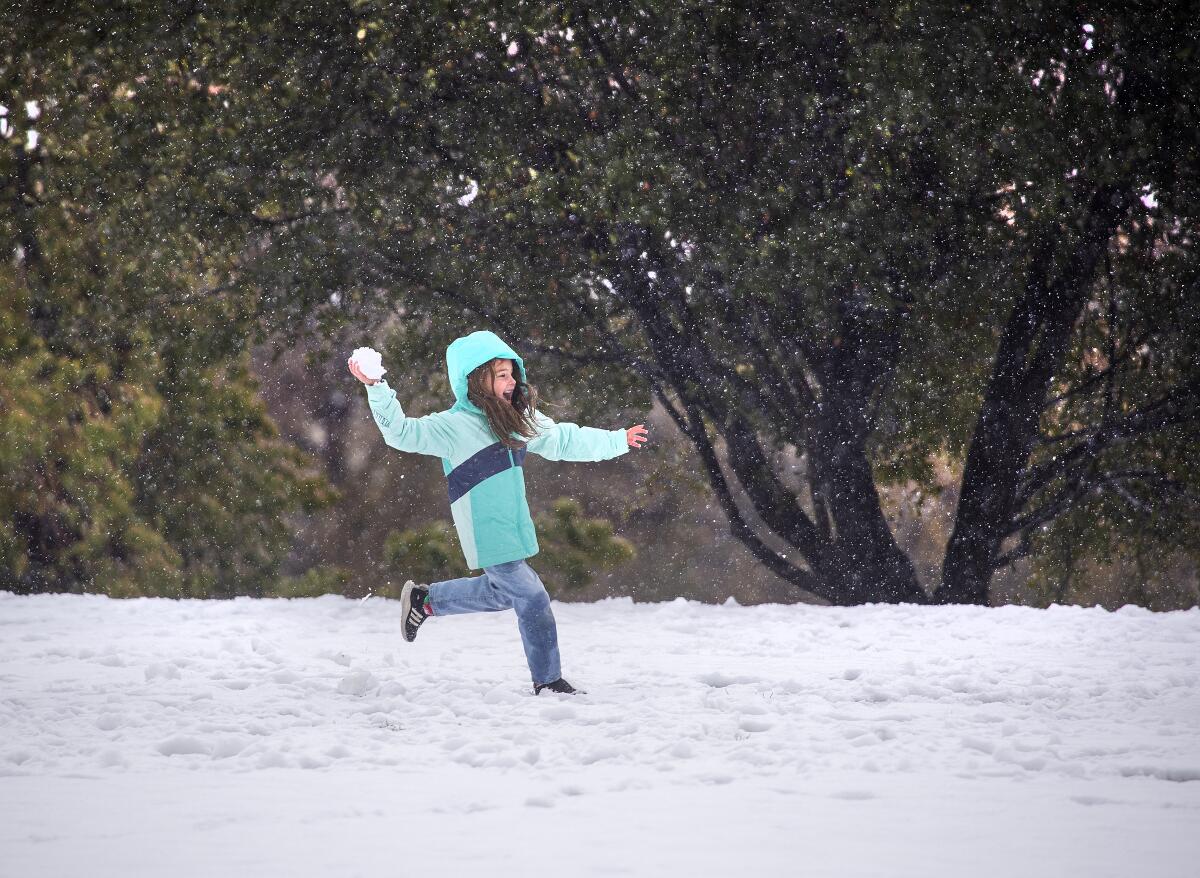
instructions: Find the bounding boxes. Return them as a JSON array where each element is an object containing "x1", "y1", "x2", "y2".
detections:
[{"x1": 365, "y1": 331, "x2": 629, "y2": 569}]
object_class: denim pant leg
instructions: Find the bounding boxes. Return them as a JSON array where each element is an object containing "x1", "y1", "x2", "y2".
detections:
[
  {"x1": 499, "y1": 562, "x2": 562, "y2": 686},
  {"x1": 427, "y1": 571, "x2": 510, "y2": 615},
  {"x1": 427, "y1": 560, "x2": 561, "y2": 685}
]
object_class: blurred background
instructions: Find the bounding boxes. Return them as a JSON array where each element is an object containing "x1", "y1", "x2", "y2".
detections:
[{"x1": 3, "y1": 2, "x2": 1197, "y2": 609}]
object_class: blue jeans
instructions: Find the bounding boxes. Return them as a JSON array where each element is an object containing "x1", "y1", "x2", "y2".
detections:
[{"x1": 427, "y1": 559, "x2": 561, "y2": 686}]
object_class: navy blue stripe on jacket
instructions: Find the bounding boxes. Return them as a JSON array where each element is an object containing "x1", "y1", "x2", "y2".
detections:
[{"x1": 446, "y1": 442, "x2": 528, "y2": 503}]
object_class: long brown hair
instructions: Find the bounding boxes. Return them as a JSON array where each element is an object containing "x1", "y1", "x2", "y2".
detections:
[{"x1": 466, "y1": 358, "x2": 541, "y2": 449}]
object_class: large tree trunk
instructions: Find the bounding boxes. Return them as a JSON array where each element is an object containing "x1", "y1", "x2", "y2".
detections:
[
  {"x1": 314, "y1": 387, "x2": 353, "y2": 485},
  {"x1": 809, "y1": 396, "x2": 926, "y2": 605},
  {"x1": 694, "y1": 404, "x2": 925, "y2": 606},
  {"x1": 613, "y1": 224, "x2": 927, "y2": 606},
  {"x1": 937, "y1": 187, "x2": 1131, "y2": 604}
]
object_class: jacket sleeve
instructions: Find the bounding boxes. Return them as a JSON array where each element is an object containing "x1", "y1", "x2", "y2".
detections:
[
  {"x1": 524, "y1": 412, "x2": 629, "y2": 462},
  {"x1": 365, "y1": 380, "x2": 457, "y2": 458}
]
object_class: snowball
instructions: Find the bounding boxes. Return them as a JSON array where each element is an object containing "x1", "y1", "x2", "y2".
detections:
[{"x1": 350, "y1": 346, "x2": 386, "y2": 380}]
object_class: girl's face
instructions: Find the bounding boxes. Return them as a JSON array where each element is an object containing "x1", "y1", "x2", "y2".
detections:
[{"x1": 488, "y1": 359, "x2": 517, "y2": 402}]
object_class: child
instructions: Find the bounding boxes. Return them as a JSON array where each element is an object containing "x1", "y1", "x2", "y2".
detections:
[{"x1": 347, "y1": 330, "x2": 648, "y2": 695}]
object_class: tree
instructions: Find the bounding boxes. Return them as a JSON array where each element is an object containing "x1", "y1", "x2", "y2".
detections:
[
  {"x1": 238, "y1": 0, "x2": 966, "y2": 605},
  {"x1": 7, "y1": 1, "x2": 1196, "y2": 605},
  {"x1": 935, "y1": 8, "x2": 1200, "y2": 601},
  {"x1": 1, "y1": 6, "x2": 336, "y2": 596},
  {"x1": 242, "y1": 1, "x2": 1198, "y2": 604}
]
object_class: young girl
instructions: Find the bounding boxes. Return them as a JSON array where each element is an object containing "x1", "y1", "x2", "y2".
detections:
[{"x1": 347, "y1": 330, "x2": 648, "y2": 695}]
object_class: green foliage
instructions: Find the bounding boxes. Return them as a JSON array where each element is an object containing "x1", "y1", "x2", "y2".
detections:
[
  {"x1": 382, "y1": 500, "x2": 634, "y2": 593},
  {"x1": 0, "y1": 261, "x2": 337, "y2": 596},
  {"x1": 0, "y1": 274, "x2": 173, "y2": 595},
  {"x1": 1022, "y1": 519, "x2": 1200, "y2": 612},
  {"x1": 1, "y1": 7, "x2": 338, "y2": 597},
  {"x1": 4, "y1": 2, "x2": 1197, "y2": 604},
  {"x1": 270, "y1": 565, "x2": 353, "y2": 599},
  {"x1": 382, "y1": 521, "x2": 471, "y2": 587},
  {"x1": 133, "y1": 368, "x2": 338, "y2": 598},
  {"x1": 535, "y1": 498, "x2": 636, "y2": 592},
  {"x1": 1020, "y1": 238, "x2": 1200, "y2": 606}
]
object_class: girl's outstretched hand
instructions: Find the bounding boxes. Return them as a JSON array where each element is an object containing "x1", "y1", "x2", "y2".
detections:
[
  {"x1": 626, "y1": 424, "x2": 648, "y2": 449},
  {"x1": 347, "y1": 357, "x2": 379, "y2": 386}
]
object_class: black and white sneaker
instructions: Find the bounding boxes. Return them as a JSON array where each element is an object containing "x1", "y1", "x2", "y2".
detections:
[
  {"x1": 399, "y1": 580, "x2": 429, "y2": 643},
  {"x1": 534, "y1": 678, "x2": 584, "y2": 695}
]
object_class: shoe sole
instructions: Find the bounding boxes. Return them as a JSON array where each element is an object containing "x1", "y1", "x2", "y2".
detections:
[
  {"x1": 399, "y1": 580, "x2": 421, "y2": 643},
  {"x1": 534, "y1": 684, "x2": 586, "y2": 696}
]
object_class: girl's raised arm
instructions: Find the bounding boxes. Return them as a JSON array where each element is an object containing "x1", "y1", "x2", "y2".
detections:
[
  {"x1": 525, "y1": 412, "x2": 642, "y2": 462},
  {"x1": 348, "y1": 358, "x2": 457, "y2": 458}
]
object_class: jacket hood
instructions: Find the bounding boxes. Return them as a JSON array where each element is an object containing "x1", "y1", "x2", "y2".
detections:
[{"x1": 445, "y1": 331, "x2": 527, "y2": 414}]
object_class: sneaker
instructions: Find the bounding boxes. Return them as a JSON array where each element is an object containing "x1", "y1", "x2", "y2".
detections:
[
  {"x1": 399, "y1": 580, "x2": 429, "y2": 643},
  {"x1": 533, "y1": 678, "x2": 584, "y2": 695}
]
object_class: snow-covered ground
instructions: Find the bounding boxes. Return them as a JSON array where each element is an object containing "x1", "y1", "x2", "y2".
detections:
[{"x1": 1, "y1": 592, "x2": 1197, "y2": 877}]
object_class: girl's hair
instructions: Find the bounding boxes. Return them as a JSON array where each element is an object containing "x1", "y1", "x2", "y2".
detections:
[{"x1": 467, "y1": 358, "x2": 541, "y2": 449}]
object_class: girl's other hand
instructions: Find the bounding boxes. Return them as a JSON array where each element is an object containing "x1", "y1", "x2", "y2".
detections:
[
  {"x1": 347, "y1": 357, "x2": 379, "y2": 386},
  {"x1": 626, "y1": 424, "x2": 648, "y2": 449}
]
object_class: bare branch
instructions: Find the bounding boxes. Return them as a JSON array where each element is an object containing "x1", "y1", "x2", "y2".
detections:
[
  {"x1": 993, "y1": 533, "x2": 1035, "y2": 569},
  {"x1": 652, "y1": 386, "x2": 695, "y2": 441},
  {"x1": 684, "y1": 403, "x2": 828, "y2": 599},
  {"x1": 710, "y1": 408, "x2": 823, "y2": 558},
  {"x1": 1004, "y1": 469, "x2": 1200, "y2": 559},
  {"x1": 1005, "y1": 479, "x2": 1093, "y2": 540},
  {"x1": 1021, "y1": 376, "x2": 1200, "y2": 504},
  {"x1": 1042, "y1": 329, "x2": 1153, "y2": 413},
  {"x1": 210, "y1": 203, "x2": 351, "y2": 229}
]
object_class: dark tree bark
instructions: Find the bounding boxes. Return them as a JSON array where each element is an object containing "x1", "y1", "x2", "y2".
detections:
[
  {"x1": 609, "y1": 226, "x2": 926, "y2": 606},
  {"x1": 314, "y1": 387, "x2": 353, "y2": 486},
  {"x1": 147, "y1": 1, "x2": 1198, "y2": 606},
  {"x1": 937, "y1": 186, "x2": 1132, "y2": 603}
]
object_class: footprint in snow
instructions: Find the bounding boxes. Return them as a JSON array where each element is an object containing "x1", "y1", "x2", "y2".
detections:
[
  {"x1": 739, "y1": 717, "x2": 773, "y2": 733},
  {"x1": 697, "y1": 671, "x2": 760, "y2": 688},
  {"x1": 156, "y1": 736, "x2": 210, "y2": 757},
  {"x1": 145, "y1": 662, "x2": 182, "y2": 681},
  {"x1": 540, "y1": 704, "x2": 576, "y2": 721},
  {"x1": 94, "y1": 713, "x2": 125, "y2": 731},
  {"x1": 337, "y1": 668, "x2": 379, "y2": 696}
]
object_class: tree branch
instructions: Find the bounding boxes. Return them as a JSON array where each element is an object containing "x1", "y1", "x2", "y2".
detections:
[
  {"x1": 1020, "y1": 376, "x2": 1200, "y2": 503},
  {"x1": 684, "y1": 403, "x2": 828, "y2": 599},
  {"x1": 1004, "y1": 469, "x2": 1200, "y2": 560},
  {"x1": 210, "y1": 203, "x2": 351, "y2": 229},
  {"x1": 616, "y1": 242, "x2": 824, "y2": 561},
  {"x1": 1042, "y1": 328, "x2": 1153, "y2": 415}
]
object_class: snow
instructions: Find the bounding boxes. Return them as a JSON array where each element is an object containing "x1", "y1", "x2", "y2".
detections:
[
  {"x1": 348, "y1": 347, "x2": 385, "y2": 380},
  {"x1": 1, "y1": 593, "x2": 1198, "y2": 877},
  {"x1": 457, "y1": 178, "x2": 480, "y2": 206}
]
